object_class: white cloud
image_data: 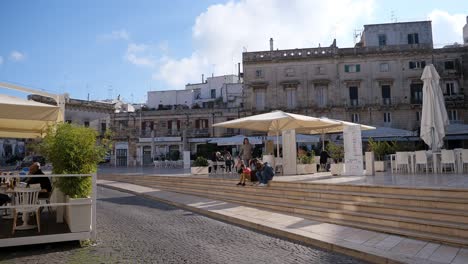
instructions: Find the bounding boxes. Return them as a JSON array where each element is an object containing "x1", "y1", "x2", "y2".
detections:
[
  {"x1": 98, "y1": 29, "x2": 130, "y2": 41},
  {"x1": 125, "y1": 43, "x2": 156, "y2": 67},
  {"x1": 153, "y1": 0, "x2": 374, "y2": 89},
  {"x1": 429, "y1": 10, "x2": 466, "y2": 47},
  {"x1": 10, "y1": 51, "x2": 26, "y2": 62}
]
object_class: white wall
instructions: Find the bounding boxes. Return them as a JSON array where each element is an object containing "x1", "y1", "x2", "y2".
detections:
[
  {"x1": 147, "y1": 90, "x2": 193, "y2": 109},
  {"x1": 362, "y1": 22, "x2": 433, "y2": 47}
]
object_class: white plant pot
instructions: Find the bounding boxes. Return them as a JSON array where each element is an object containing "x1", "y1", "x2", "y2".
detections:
[
  {"x1": 65, "y1": 196, "x2": 92, "y2": 233},
  {"x1": 330, "y1": 163, "x2": 344, "y2": 176},
  {"x1": 296, "y1": 164, "x2": 317, "y2": 174},
  {"x1": 374, "y1": 161, "x2": 386, "y2": 172},
  {"x1": 191, "y1": 166, "x2": 209, "y2": 175}
]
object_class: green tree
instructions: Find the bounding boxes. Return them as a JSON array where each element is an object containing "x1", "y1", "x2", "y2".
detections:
[{"x1": 41, "y1": 123, "x2": 107, "y2": 198}]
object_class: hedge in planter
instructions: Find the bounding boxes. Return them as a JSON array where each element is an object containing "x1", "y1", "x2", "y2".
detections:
[{"x1": 41, "y1": 123, "x2": 107, "y2": 198}]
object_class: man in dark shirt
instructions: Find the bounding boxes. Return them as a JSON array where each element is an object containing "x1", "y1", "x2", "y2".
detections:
[{"x1": 26, "y1": 162, "x2": 52, "y2": 198}]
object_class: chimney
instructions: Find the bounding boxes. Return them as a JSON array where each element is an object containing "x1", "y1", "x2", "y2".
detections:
[
  {"x1": 238, "y1": 63, "x2": 241, "y2": 82},
  {"x1": 269, "y1": 38, "x2": 274, "y2": 51},
  {"x1": 202, "y1": 74, "x2": 204, "y2": 83},
  {"x1": 464, "y1": 16, "x2": 468, "y2": 45}
]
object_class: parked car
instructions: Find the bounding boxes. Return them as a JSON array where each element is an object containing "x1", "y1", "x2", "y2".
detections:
[
  {"x1": 100, "y1": 153, "x2": 111, "y2": 163},
  {"x1": 19, "y1": 155, "x2": 46, "y2": 168}
]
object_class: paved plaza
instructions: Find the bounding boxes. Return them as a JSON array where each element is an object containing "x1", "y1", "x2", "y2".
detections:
[
  {"x1": 0, "y1": 187, "x2": 364, "y2": 264},
  {"x1": 98, "y1": 179, "x2": 468, "y2": 264}
]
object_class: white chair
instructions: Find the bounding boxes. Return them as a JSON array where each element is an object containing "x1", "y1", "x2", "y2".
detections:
[
  {"x1": 12, "y1": 187, "x2": 41, "y2": 234},
  {"x1": 441, "y1": 149, "x2": 456, "y2": 173},
  {"x1": 275, "y1": 157, "x2": 283, "y2": 175},
  {"x1": 395, "y1": 152, "x2": 410, "y2": 173},
  {"x1": 462, "y1": 149, "x2": 468, "y2": 173},
  {"x1": 414, "y1": 150, "x2": 430, "y2": 173}
]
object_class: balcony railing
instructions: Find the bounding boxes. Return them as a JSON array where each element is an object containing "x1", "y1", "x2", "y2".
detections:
[
  {"x1": 444, "y1": 94, "x2": 465, "y2": 101},
  {"x1": 137, "y1": 128, "x2": 210, "y2": 138},
  {"x1": 382, "y1": 98, "x2": 391, "y2": 105}
]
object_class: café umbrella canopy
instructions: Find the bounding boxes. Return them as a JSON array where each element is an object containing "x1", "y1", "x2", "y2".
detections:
[
  {"x1": 213, "y1": 110, "x2": 375, "y2": 156},
  {"x1": 420, "y1": 64, "x2": 450, "y2": 150},
  {"x1": 0, "y1": 94, "x2": 61, "y2": 138}
]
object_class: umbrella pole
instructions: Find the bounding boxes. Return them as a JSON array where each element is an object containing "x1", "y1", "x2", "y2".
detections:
[
  {"x1": 322, "y1": 132, "x2": 325, "y2": 151},
  {"x1": 276, "y1": 131, "x2": 280, "y2": 158}
]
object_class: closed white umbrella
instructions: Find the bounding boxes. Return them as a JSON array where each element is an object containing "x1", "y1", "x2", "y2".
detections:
[{"x1": 420, "y1": 64, "x2": 450, "y2": 150}]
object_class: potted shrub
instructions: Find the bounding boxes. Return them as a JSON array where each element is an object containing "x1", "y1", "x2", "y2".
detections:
[
  {"x1": 296, "y1": 153, "x2": 317, "y2": 174},
  {"x1": 327, "y1": 142, "x2": 345, "y2": 176},
  {"x1": 41, "y1": 123, "x2": 107, "y2": 232},
  {"x1": 367, "y1": 138, "x2": 391, "y2": 172},
  {"x1": 191, "y1": 156, "x2": 209, "y2": 175}
]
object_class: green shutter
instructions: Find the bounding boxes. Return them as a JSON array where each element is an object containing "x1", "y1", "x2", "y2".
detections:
[
  {"x1": 344, "y1": 65, "x2": 349, "y2": 72},
  {"x1": 356, "y1": 64, "x2": 361, "y2": 72}
]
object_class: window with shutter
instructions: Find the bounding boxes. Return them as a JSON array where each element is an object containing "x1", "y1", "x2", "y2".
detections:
[
  {"x1": 344, "y1": 65, "x2": 349, "y2": 72},
  {"x1": 167, "y1": 121, "x2": 172, "y2": 130},
  {"x1": 356, "y1": 64, "x2": 360, "y2": 72},
  {"x1": 195, "y1": 120, "x2": 200, "y2": 129}
]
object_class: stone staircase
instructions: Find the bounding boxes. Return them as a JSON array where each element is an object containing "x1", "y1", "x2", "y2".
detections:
[{"x1": 101, "y1": 175, "x2": 468, "y2": 247}]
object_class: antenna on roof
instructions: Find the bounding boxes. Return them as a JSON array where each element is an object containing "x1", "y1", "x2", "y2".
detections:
[
  {"x1": 353, "y1": 29, "x2": 362, "y2": 45},
  {"x1": 390, "y1": 10, "x2": 397, "y2": 23}
]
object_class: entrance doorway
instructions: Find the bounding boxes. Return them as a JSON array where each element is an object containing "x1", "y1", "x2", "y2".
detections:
[
  {"x1": 116, "y1": 149, "x2": 127, "y2": 166},
  {"x1": 143, "y1": 146, "x2": 152, "y2": 165}
]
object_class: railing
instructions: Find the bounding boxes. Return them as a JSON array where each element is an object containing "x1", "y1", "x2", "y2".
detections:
[
  {"x1": 139, "y1": 128, "x2": 210, "y2": 138},
  {"x1": 0, "y1": 173, "x2": 97, "y2": 247},
  {"x1": 444, "y1": 94, "x2": 465, "y2": 102},
  {"x1": 243, "y1": 44, "x2": 433, "y2": 63}
]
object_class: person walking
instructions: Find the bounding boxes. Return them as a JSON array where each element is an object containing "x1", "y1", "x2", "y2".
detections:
[{"x1": 238, "y1": 138, "x2": 253, "y2": 167}]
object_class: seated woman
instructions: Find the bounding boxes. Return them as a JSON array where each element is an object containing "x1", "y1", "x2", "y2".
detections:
[
  {"x1": 0, "y1": 193, "x2": 10, "y2": 206},
  {"x1": 25, "y1": 162, "x2": 52, "y2": 199}
]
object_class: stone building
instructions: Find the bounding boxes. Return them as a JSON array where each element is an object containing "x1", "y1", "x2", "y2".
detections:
[
  {"x1": 29, "y1": 94, "x2": 118, "y2": 136},
  {"x1": 242, "y1": 21, "x2": 467, "y2": 134},
  {"x1": 111, "y1": 75, "x2": 243, "y2": 166}
]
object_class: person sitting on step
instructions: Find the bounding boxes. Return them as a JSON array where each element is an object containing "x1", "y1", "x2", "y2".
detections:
[{"x1": 255, "y1": 160, "x2": 275, "y2": 187}]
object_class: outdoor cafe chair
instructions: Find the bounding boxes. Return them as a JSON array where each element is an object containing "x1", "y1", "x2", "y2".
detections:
[
  {"x1": 395, "y1": 152, "x2": 410, "y2": 173},
  {"x1": 12, "y1": 187, "x2": 42, "y2": 235},
  {"x1": 462, "y1": 149, "x2": 468, "y2": 173},
  {"x1": 414, "y1": 150, "x2": 430, "y2": 173},
  {"x1": 441, "y1": 149, "x2": 456, "y2": 173},
  {"x1": 275, "y1": 157, "x2": 283, "y2": 175}
]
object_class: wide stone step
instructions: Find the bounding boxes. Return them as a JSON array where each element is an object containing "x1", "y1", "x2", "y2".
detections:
[
  {"x1": 116, "y1": 176, "x2": 468, "y2": 199},
  {"x1": 111, "y1": 174, "x2": 468, "y2": 199},
  {"x1": 151, "y1": 184, "x2": 468, "y2": 247},
  {"x1": 146, "y1": 181, "x2": 468, "y2": 224},
  {"x1": 127, "y1": 178, "x2": 468, "y2": 211},
  {"x1": 154, "y1": 184, "x2": 468, "y2": 230}
]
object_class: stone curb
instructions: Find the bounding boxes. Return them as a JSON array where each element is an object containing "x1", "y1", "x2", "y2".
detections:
[{"x1": 98, "y1": 182, "x2": 445, "y2": 264}]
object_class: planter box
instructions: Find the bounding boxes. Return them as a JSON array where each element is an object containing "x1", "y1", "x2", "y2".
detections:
[
  {"x1": 65, "y1": 196, "x2": 92, "y2": 233},
  {"x1": 296, "y1": 164, "x2": 317, "y2": 175},
  {"x1": 374, "y1": 161, "x2": 386, "y2": 172},
  {"x1": 330, "y1": 163, "x2": 344, "y2": 176},
  {"x1": 191, "y1": 167, "x2": 209, "y2": 175}
]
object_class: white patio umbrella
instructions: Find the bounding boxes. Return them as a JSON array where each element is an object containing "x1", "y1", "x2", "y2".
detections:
[
  {"x1": 295, "y1": 118, "x2": 375, "y2": 150},
  {"x1": 0, "y1": 94, "x2": 60, "y2": 138},
  {"x1": 213, "y1": 110, "x2": 374, "y2": 157},
  {"x1": 420, "y1": 64, "x2": 450, "y2": 150}
]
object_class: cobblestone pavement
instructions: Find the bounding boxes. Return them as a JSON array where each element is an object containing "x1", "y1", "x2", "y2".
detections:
[{"x1": 0, "y1": 187, "x2": 366, "y2": 264}]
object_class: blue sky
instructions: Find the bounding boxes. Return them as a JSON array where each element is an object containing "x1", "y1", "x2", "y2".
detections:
[{"x1": 0, "y1": 0, "x2": 466, "y2": 102}]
